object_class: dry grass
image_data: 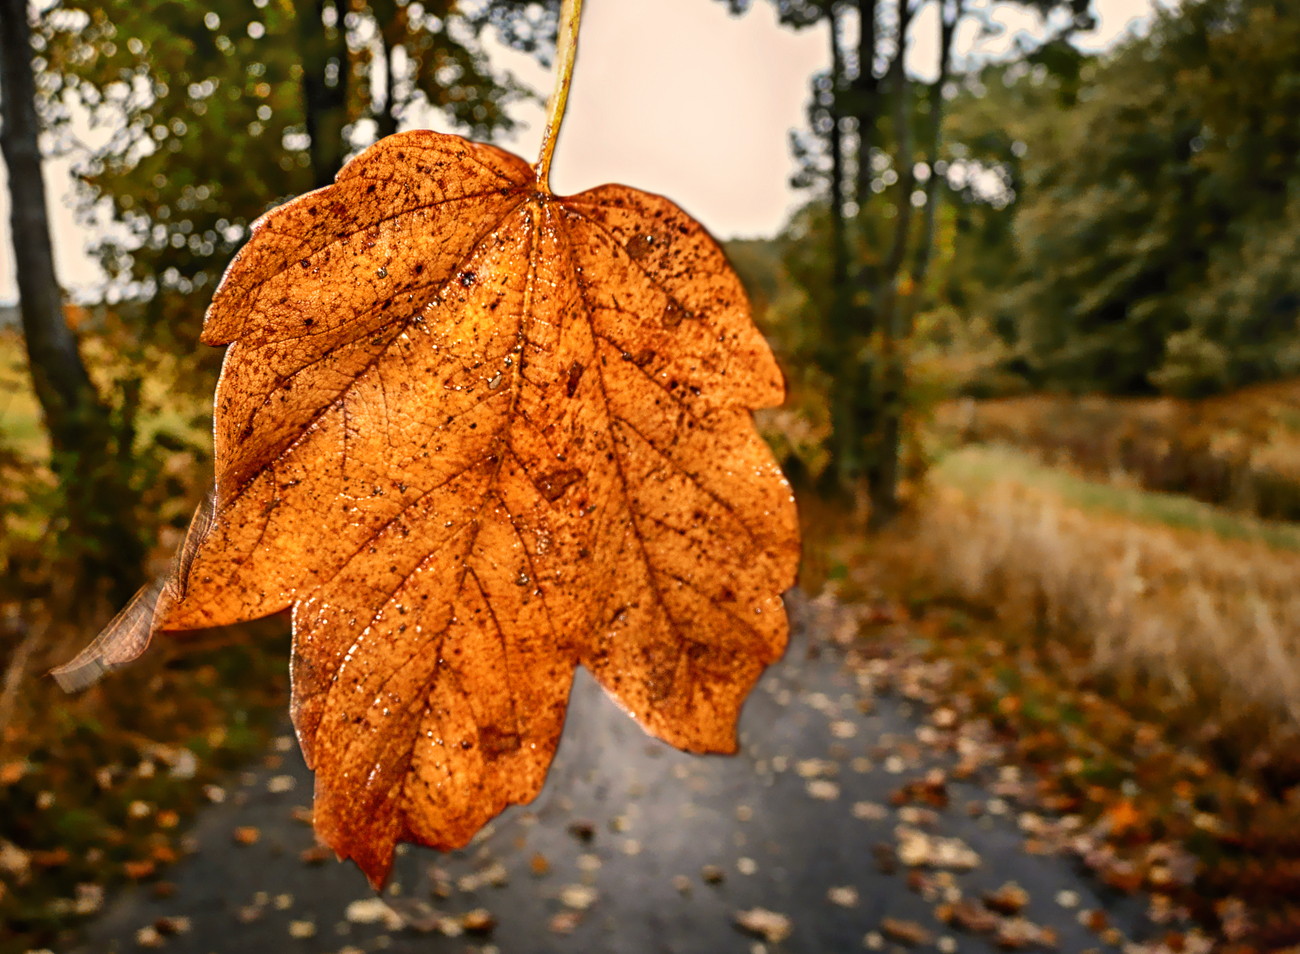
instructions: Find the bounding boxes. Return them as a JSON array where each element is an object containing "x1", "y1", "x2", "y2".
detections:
[
  {"x1": 933, "y1": 379, "x2": 1300, "y2": 521},
  {"x1": 911, "y1": 475, "x2": 1300, "y2": 734}
]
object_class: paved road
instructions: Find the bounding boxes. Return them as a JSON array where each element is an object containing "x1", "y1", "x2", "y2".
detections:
[{"x1": 69, "y1": 593, "x2": 1153, "y2": 954}]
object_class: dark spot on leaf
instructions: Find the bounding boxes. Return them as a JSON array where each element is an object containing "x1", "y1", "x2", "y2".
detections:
[
  {"x1": 535, "y1": 468, "x2": 583, "y2": 502},
  {"x1": 663, "y1": 298, "x2": 687, "y2": 329},
  {"x1": 565, "y1": 361, "x2": 584, "y2": 397},
  {"x1": 627, "y1": 233, "x2": 656, "y2": 260}
]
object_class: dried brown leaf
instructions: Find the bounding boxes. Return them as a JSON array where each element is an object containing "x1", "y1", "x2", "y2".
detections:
[{"x1": 58, "y1": 131, "x2": 799, "y2": 887}]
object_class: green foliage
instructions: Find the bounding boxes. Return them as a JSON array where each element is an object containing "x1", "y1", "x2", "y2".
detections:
[
  {"x1": 37, "y1": 0, "x2": 538, "y2": 387},
  {"x1": 745, "y1": 200, "x2": 942, "y2": 493},
  {"x1": 987, "y1": 0, "x2": 1300, "y2": 394}
]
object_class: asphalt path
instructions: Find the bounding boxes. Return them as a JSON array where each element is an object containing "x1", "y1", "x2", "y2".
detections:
[{"x1": 68, "y1": 592, "x2": 1154, "y2": 954}]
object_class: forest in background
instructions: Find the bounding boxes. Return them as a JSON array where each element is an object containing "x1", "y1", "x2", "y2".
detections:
[{"x1": 5, "y1": 0, "x2": 1300, "y2": 949}]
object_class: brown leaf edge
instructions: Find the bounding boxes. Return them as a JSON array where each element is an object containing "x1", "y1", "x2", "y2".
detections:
[{"x1": 50, "y1": 486, "x2": 216, "y2": 691}]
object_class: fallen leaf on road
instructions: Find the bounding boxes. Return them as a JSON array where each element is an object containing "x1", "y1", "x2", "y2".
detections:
[
  {"x1": 896, "y1": 827, "x2": 980, "y2": 870},
  {"x1": 995, "y1": 917, "x2": 1056, "y2": 949},
  {"x1": 463, "y1": 908, "x2": 496, "y2": 934},
  {"x1": 831, "y1": 720, "x2": 858, "y2": 738},
  {"x1": 1105, "y1": 798, "x2": 1142, "y2": 836},
  {"x1": 734, "y1": 908, "x2": 793, "y2": 944},
  {"x1": 300, "y1": 845, "x2": 333, "y2": 865},
  {"x1": 232, "y1": 826, "x2": 260, "y2": 846},
  {"x1": 984, "y1": 882, "x2": 1030, "y2": 915},
  {"x1": 550, "y1": 911, "x2": 581, "y2": 934},
  {"x1": 560, "y1": 884, "x2": 598, "y2": 910},
  {"x1": 853, "y1": 801, "x2": 889, "y2": 821},
  {"x1": 937, "y1": 900, "x2": 1001, "y2": 934},
  {"x1": 135, "y1": 926, "x2": 163, "y2": 948},
  {"x1": 797, "y1": 758, "x2": 838, "y2": 778},
  {"x1": 74, "y1": 883, "x2": 104, "y2": 914},
  {"x1": 456, "y1": 861, "x2": 508, "y2": 892},
  {"x1": 153, "y1": 916, "x2": 190, "y2": 935},
  {"x1": 828, "y1": 885, "x2": 859, "y2": 907},
  {"x1": 0, "y1": 842, "x2": 29, "y2": 880},
  {"x1": 568, "y1": 820, "x2": 596, "y2": 842},
  {"x1": 345, "y1": 897, "x2": 404, "y2": 930},
  {"x1": 806, "y1": 779, "x2": 840, "y2": 800},
  {"x1": 881, "y1": 918, "x2": 931, "y2": 946}
]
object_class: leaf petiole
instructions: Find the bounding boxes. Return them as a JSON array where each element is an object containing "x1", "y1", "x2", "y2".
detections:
[{"x1": 535, "y1": 0, "x2": 583, "y2": 192}]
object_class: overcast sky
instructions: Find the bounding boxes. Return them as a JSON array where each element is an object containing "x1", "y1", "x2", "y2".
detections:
[{"x1": 0, "y1": 0, "x2": 1164, "y2": 304}]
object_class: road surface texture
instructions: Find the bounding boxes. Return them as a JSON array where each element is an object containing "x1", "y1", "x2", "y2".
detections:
[{"x1": 67, "y1": 591, "x2": 1155, "y2": 954}]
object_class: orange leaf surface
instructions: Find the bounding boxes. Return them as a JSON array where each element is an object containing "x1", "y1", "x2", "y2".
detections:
[{"x1": 55, "y1": 131, "x2": 800, "y2": 886}]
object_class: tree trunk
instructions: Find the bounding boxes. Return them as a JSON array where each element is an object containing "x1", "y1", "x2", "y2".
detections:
[
  {"x1": 1, "y1": 0, "x2": 144, "y2": 604},
  {"x1": 824, "y1": 0, "x2": 882, "y2": 488},
  {"x1": 912, "y1": 0, "x2": 960, "y2": 287},
  {"x1": 299, "y1": 0, "x2": 351, "y2": 188},
  {"x1": 866, "y1": 0, "x2": 916, "y2": 528},
  {"x1": 850, "y1": 0, "x2": 879, "y2": 206},
  {"x1": 371, "y1": 0, "x2": 401, "y2": 141},
  {"x1": 867, "y1": 0, "x2": 961, "y2": 529},
  {"x1": 827, "y1": 4, "x2": 847, "y2": 289},
  {"x1": 0, "y1": 0, "x2": 95, "y2": 441}
]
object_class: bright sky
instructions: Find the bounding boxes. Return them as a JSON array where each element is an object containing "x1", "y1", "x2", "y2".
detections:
[{"x1": 0, "y1": 0, "x2": 1164, "y2": 304}]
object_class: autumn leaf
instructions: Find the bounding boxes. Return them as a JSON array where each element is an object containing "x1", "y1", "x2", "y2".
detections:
[{"x1": 55, "y1": 129, "x2": 799, "y2": 886}]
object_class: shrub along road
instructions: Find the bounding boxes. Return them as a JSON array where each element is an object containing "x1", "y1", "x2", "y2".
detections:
[{"x1": 67, "y1": 593, "x2": 1159, "y2": 954}]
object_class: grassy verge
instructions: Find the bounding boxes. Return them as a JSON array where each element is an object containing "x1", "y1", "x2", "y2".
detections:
[
  {"x1": 934, "y1": 444, "x2": 1300, "y2": 551},
  {"x1": 932, "y1": 381, "x2": 1300, "y2": 522},
  {"x1": 0, "y1": 334, "x2": 48, "y2": 461},
  {"x1": 798, "y1": 483, "x2": 1300, "y2": 951},
  {"x1": 925, "y1": 446, "x2": 1300, "y2": 732}
]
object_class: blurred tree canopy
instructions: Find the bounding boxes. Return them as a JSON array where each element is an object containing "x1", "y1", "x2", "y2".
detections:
[
  {"x1": 723, "y1": 0, "x2": 1090, "y2": 521},
  {"x1": 750, "y1": 0, "x2": 1300, "y2": 511},
  {"x1": 35, "y1": 0, "x2": 553, "y2": 376},
  {"x1": 949, "y1": 0, "x2": 1300, "y2": 396}
]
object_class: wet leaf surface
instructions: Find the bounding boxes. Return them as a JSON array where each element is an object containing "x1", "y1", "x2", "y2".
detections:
[{"x1": 56, "y1": 130, "x2": 799, "y2": 886}]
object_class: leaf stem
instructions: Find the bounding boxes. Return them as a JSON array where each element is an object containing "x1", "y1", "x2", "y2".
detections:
[{"x1": 535, "y1": 0, "x2": 583, "y2": 192}]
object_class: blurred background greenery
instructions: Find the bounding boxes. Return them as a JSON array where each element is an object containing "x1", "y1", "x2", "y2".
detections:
[{"x1": 5, "y1": 0, "x2": 1300, "y2": 949}]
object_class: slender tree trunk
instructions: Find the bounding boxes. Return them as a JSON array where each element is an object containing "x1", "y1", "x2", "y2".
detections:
[
  {"x1": 823, "y1": 2, "x2": 863, "y2": 488},
  {"x1": 299, "y1": 0, "x2": 351, "y2": 188},
  {"x1": 827, "y1": 4, "x2": 847, "y2": 289},
  {"x1": 879, "y1": 1, "x2": 917, "y2": 293},
  {"x1": 866, "y1": 0, "x2": 916, "y2": 528},
  {"x1": 912, "y1": 0, "x2": 960, "y2": 287},
  {"x1": 1, "y1": 0, "x2": 143, "y2": 604},
  {"x1": 372, "y1": 0, "x2": 400, "y2": 140},
  {"x1": 0, "y1": 0, "x2": 95, "y2": 441},
  {"x1": 850, "y1": 0, "x2": 879, "y2": 206},
  {"x1": 826, "y1": 0, "x2": 882, "y2": 489}
]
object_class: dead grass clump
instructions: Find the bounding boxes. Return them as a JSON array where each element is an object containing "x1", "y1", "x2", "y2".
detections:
[
  {"x1": 915, "y1": 480, "x2": 1300, "y2": 733},
  {"x1": 933, "y1": 380, "x2": 1300, "y2": 521}
]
